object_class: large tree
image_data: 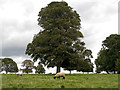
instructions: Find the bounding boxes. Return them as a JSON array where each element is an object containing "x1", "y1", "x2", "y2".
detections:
[
  {"x1": 95, "y1": 34, "x2": 120, "y2": 73},
  {"x1": 26, "y1": 1, "x2": 90, "y2": 73},
  {"x1": 0, "y1": 58, "x2": 18, "y2": 74}
]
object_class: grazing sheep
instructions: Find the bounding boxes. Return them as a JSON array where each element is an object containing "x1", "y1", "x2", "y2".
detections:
[
  {"x1": 53, "y1": 72, "x2": 65, "y2": 79},
  {"x1": 16, "y1": 72, "x2": 22, "y2": 76},
  {"x1": 100, "y1": 71, "x2": 107, "y2": 74}
]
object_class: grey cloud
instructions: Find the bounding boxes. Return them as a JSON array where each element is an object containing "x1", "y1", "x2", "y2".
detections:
[
  {"x1": 0, "y1": 0, "x2": 40, "y2": 57},
  {"x1": 0, "y1": 0, "x2": 9, "y2": 6},
  {"x1": 1, "y1": 19, "x2": 40, "y2": 57},
  {"x1": 0, "y1": 0, "x2": 45, "y2": 57},
  {"x1": 22, "y1": 1, "x2": 35, "y2": 17},
  {"x1": 2, "y1": 19, "x2": 38, "y2": 32},
  {"x1": 69, "y1": 2, "x2": 98, "y2": 22},
  {"x1": 1, "y1": 19, "x2": 39, "y2": 40},
  {"x1": 105, "y1": 6, "x2": 117, "y2": 15},
  {"x1": 71, "y1": 1, "x2": 117, "y2": 24},
  {"x1": 2, "y1": 34, "x2": 28, "y2": 57},
  {"x1": 2, "y1": 46, "x2": 26, "y2": 57}
]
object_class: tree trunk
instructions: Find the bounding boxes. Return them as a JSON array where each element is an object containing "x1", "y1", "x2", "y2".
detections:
[
  {"x1": 106, "y1": 71, "x2": 109, "y2": 74},
  {"x1": 70, "y1": 70, "x2": 71, "y2": 75},
  {"x1": 6, "y1": 71, "x2": 8, "y2": 74},
  {"x1": 27, "y1": 71, "x2": 28, "y2": 74},
  {"x1": 56, "y1": 65, "x2": 60, "y2": 74},
  {"x1": 114, "y1": 71, "x2": 115, "y2": 74}
]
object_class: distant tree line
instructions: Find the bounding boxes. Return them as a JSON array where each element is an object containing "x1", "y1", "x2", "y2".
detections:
[
  {"x1": 21, "y1": 60, "x2": 45, "y2": 74},
  {"x1": 0, "y1": 58, "x2": 45, "y2": 74}
]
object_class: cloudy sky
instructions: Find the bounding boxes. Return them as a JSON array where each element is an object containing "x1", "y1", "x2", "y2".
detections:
[{"x1": 0, "y1": 0, "x2": 118, "y2": 73}]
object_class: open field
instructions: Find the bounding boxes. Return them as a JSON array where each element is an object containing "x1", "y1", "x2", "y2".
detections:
[{"x1": 2, "y1": 74, "x2": 118, "y2": 88}]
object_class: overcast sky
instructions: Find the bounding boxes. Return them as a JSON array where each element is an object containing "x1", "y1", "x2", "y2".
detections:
[{"x1": 0, "y1": 0, "x2": 118, "y2": 73}]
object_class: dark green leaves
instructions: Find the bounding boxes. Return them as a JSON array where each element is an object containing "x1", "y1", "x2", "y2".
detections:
[
  {"x1": 0, "y1": 58, "x2": 18, "y2": 73},
  {"x1": 36, "y1": 64, "x2": 45, "y2": 74},
  {"x1": 95, "y1": 34, "x2": 120, "y2": 73},
  {"x1": 26, "y1": 1, "x2": 93, "y2": 73}
]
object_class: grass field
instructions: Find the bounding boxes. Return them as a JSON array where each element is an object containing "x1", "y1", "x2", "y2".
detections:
[{"x1": 2, "y1": 74, "x2": 118, "y2": 88}]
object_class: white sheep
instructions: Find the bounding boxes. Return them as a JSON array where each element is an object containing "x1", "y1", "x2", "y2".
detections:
[
  {"x1": 16, "y1": 72, "x2": 22, "y2": 76},
  {"x1": 53, "y1": 72, "x2": 65, "y2": 79}
]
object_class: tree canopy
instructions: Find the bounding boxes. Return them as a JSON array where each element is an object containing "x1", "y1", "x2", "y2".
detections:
[
  {"x1": 115, "y1": 59, "x2": 120, "y2": 74},
  {"x1": 21, "y1": 60, "x2": 35, "y2": 74},
  {"x1": 0, "y1": 58, "x2": 18, "y2": 74},
  {"x1": 95, "y1": 34, "x2": 120, "y2": 73},
  {"x1": 35, "y1": 64, "x2": 45, "y2": 74},
  {"x1": 26, "y1": 1, "x2": 93, "y2": 73}
]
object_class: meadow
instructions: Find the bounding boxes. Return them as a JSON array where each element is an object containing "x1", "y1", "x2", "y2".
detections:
[{"x1": 2, "y1": 74, "x2": 118, "y2": 88}]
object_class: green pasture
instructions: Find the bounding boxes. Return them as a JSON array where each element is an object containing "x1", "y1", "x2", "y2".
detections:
[{"x1": 1, "y1": 74, "x2": 118, "y2": 88}]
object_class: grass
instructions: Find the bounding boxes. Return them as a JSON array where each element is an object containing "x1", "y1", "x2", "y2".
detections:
[{"x1": 2, "y1": 74, "x2": 118, "y2": 88}]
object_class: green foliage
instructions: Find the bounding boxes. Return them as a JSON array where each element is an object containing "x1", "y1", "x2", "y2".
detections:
[
  {"x1": 35, "y1": 64, "x2": 45, "y2": 74},
  {"x1": 77, "y1": 60, "x2": 93, "y2": 72},
  {"x1": 95, "y1": 34, "x2": 120, "y2": 73},
  {"x1": 25, "y1": 1, "x2": 93, "y2": 73},
  {"x1": 38, "y1": 2, "x2": 81, "y2": 31},
  {"x1": 62, "y1": 49, "x2": 93, "y2": 74},
  {"x1": 21, "y1": 60, "x2": 35, "y2": 74},
  {"x1": 115, "y1": 59, "x2": 120, "y2": 74},
  {"x1": 0, "y1": 58, "x2": 18, "y2": 73},
  {"x1": 22, "y1": 60, "x2": 34, "y2": 68}
]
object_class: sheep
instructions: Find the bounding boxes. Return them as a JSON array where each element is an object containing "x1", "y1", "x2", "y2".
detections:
[
  {"x1": 100, "y1": 71, "x2": 107, "y2": 74},
  {"x1": 53, "y1": 72, "x2": 65, "y2": 79},
  {"x1": 16, "y1": 72, "x2": 22, "y2": 76}
]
